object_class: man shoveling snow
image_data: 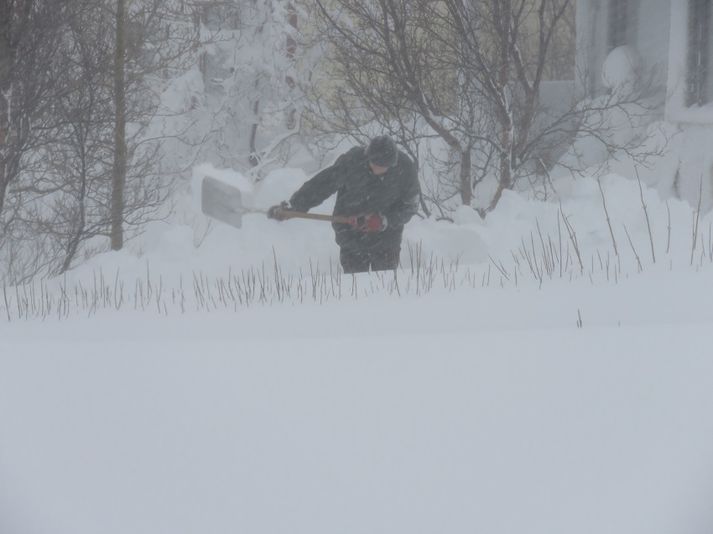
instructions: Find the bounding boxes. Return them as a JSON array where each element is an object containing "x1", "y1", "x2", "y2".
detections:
[{"x1": 267, "y1": 136, "x2": 421, "y2": 273}]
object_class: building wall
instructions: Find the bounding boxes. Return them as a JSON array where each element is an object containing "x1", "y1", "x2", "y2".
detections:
[
  {"x1": 666, "y1": 0, "x2": 713, "y2": 123},
  {"x1": 633, "y1": 0, "x2": 671, "y2": 92},
  {"x1": 576, "y1": 0, "x2": 608, "y2": 96},
  {"x1": 575, "y1": 0, "x2": 713, "y2": 211}
]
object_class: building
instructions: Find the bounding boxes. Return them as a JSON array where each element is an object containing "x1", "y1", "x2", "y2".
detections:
[
  {"x1": 578, "y1": 0, "x2": 712, "y2": 118},
  {"x1": 573, "y1": 0, "x2": 713, "y2": 207}
]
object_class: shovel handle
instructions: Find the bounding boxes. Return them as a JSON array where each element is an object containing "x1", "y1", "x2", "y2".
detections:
[{"x1": 277, "y1": 209, "x2": 354, "y2": 225}]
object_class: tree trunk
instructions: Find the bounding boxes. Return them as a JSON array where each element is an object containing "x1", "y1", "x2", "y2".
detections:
[
  {"x1": 248, "y1": 91, "x2": 260, "y2": 167},
  {"x1": 111, "y1": 0, "x2": 127, "y2": 251},
  {"x1": 0, "y1": 1, "x2": 13, "y2": 218},
  {"x1": 285, "y1": 1, "x2": 298, "y2": 129},
  {"x1": 0, "y1": 89, "x2": 14, "y2": 220},
  {"x1": 487, "y1": 0, "x2": 514, "y2": 214},
  {"x1": 0, "y1": 100, "x2": 7, "y2": 215},
  {"x1": 459, "y1": 149, "x2": 472, "y2": 205},
  {"x1": 0, "y1": 171, "x2": 7, "y2": 217},
  {"x1": 61, "y1": 146, "x2": 88, "y2": 274},
  {"x1": 487, "y1": 119, "x2": 514, "y2": 213},
  {"x1": 488, "y1": 151, "x2": 512, "y2": 213}
]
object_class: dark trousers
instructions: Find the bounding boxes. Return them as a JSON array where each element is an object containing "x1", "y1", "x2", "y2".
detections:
[{"x1": 340, "y1": 245, "x2": 400, "y2": 274}]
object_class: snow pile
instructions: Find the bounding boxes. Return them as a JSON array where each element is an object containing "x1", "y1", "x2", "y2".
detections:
[
  {"x1": 0, "y1": 159, "x2": 709, "y2": 324},
  {"x1": 553, "y1": 119, "x2": 713, "y2": 214},
  {"x1": 601, "y1": 45, "x2": 642, "y2": 95},
  {"x1": 3, "y1": 165, "x2": 713, "y2": 534},
  {"x1": 0, "y1": 166, "x2": 699, "y2": 322},
  {"x1": 111, "y1": 165, "x2": 713, "y2": 281},
  {"x1": 546, "y1": 40, "x2": 713, "y2": 214},
  {"x1": 3, "y1": 271, "x2": 713, "y2": 534}
]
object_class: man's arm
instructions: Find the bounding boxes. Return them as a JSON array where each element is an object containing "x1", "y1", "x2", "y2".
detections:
[{"x1": 289, "y1": 150, "x2": 354, "y2": 212}]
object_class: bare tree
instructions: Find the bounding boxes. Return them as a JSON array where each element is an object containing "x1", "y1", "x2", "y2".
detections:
[
  {"x1": 108, "y1": 0, "x2": 202, "y2": 250},
  {"x1": 311, "y1": 0, "x2": 655, "y2": 216},
  {"x1": 438, "y1": 0, "x2": 575, "y2": 211},
  {"x1": 111, "y1": 0, "x2": 128, "y2": 250},
  {"x1": 0, "y1": 0, "x2": 203, "y2": 280},
  {"x1": 0, "y1": 1, "x2": 75, "y2": 281},
  {"x1": 0, "y1": 0, "x2": 68, "y2": 219},
  {"x1": 40, "y1": 2, "x2": 115, "y2": 273}
]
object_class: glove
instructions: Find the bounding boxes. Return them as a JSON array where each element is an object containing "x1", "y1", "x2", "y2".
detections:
[
  {"x1": 352, "y1": 213, "x2": 387, "y2": 233},
  {"x1": 267, "y1": 201, "x2": 290, "y2": 221}
]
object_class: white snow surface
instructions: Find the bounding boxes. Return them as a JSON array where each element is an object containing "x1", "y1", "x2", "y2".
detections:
[{"x1": 2, "y1": 167, "x2": 713, "y2": 534}]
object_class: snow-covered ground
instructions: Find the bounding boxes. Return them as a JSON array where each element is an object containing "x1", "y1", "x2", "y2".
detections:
[{"x1": 2, "y1": 169, "x2": 713, "y2": 534}]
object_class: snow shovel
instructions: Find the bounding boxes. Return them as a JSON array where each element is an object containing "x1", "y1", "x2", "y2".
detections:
[
  {"x1": 200, "y1": 176, "x2": 251, "y2": 228},
  {"x1": 200, "y1": 175, "x2": 352, "y2": 228}
]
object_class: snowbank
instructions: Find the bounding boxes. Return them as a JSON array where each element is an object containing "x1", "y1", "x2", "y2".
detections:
[
  {"x1": 3, "y1": 272, "x2": 713, "y2": 534},
  {"x1": 3, "y1": 165, "x2": 713, "y2": 534},
  {"x1": 67, "y1": 165, "x2": 712, "y2": 287}
]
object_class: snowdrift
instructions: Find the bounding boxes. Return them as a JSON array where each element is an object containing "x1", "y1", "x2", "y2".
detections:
[{"x1": 66, "y1": 165, "x2": 713, "y2": 284}]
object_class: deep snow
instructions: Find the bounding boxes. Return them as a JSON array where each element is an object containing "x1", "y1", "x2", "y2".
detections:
[
  {"x1": 2, "y1": 169, "x2": 713, "y2": 534},
  {"x1": 3, "y1": 293, "x2": 713, "y2": 534}
]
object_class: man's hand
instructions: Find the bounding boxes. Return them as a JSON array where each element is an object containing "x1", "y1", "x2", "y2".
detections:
[
  {"x1": 351, "y1": 213, "x2": 387, "y2": 232},
  {"x1": 267, "y1": 201, "x2": 290, "y2": 221}
]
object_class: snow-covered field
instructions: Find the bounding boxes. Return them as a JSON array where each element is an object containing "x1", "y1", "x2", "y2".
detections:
[{"x1": 2, "y1": 170, "x2": 713, "y2": 534}]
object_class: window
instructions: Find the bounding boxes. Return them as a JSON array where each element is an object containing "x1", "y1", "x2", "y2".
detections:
[
  {"x1": 687, "y1": 0, "x2": 713, "y2": 106},
  {"x1": 608, "y1": 0, "x2": 639, "y2": 50}
]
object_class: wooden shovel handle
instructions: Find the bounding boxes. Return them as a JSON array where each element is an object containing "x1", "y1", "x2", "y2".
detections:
[{"x1": 278, "y1": 209, "x2": 354, "y2": 225}]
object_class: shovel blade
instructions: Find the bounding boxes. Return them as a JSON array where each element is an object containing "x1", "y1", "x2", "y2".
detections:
[{"x1": 201, "y1": 176, "x2": 244, "y2": 228}]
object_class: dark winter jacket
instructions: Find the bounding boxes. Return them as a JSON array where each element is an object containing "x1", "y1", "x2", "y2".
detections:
[{"x1": 289, "y1": 146, "x2": 420, "y2": 252}]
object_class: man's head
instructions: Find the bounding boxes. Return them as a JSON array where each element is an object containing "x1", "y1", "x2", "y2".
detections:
[{"x1": 366, "y1": 136, "x2": 398, "y2": 175}]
